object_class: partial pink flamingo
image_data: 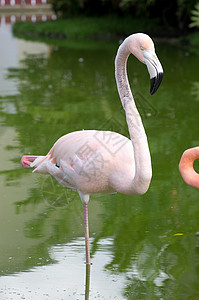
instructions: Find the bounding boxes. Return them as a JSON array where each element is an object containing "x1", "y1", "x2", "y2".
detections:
[
  {"x1": 21, "y1": 33, "x2": 163, "y2": 265},
  {"x1": 179, "y1": 147, "x2": 199, "y2": 188}
]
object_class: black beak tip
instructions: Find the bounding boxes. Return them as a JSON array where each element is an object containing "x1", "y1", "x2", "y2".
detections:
[{"x1": 150, "y1": 72, "x2": 163, "y2": 95}]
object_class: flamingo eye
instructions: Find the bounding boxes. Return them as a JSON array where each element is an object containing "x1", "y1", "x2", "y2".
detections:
[{"x1": 141, "y1": 46, "x2": 145, "y2": 51}]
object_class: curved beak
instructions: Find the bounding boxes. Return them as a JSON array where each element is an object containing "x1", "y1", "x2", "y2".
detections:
[{"x1": 143, "y1": 49, "x2": 163, "y2": 95}]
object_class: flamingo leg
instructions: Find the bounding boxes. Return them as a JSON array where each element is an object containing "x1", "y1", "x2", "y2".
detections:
[
  {"x1": 83, "y1": 202, "x2": 90, "y2": 265},
  {"x1": 85, "y1": 264, "x2": 91, "y2": 299}
]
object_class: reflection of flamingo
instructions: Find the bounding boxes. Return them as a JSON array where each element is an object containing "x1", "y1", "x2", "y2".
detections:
[
  {"x1": 21, "y1": 33, "x2": 163, "y2": 265},
  {"x1": 179, "y1": 147, "x2": 199, "y2": 188}
]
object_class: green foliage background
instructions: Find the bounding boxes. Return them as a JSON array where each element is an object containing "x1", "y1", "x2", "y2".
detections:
[{"x1": 50, "y1": 0, "x2": 198, "y2": 33}]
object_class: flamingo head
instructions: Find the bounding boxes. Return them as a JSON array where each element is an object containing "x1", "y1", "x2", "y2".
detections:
[
  {"x1": 21, "y1": 155, "x2": 38, "y2": 168},
  {"x1": 128, "y1": 33, "x2": 163, "y2": 95}
]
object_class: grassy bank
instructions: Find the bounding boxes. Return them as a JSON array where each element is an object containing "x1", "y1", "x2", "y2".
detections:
[
  {"x1": 12, "y1": 15, "x2": 160, "y2": 42},
  {"x1": 12, "y1": 15, "x2": 199, "y2": 51}
]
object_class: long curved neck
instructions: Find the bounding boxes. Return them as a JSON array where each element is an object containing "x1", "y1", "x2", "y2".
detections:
[
  {"x1": 115, "y1": 38, "x2": 152, "y2": 194},
  {"x1": 179, "y1": 147, "x2": 199, "y2": 188}
]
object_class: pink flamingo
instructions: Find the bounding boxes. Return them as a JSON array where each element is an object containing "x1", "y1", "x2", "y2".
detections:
[
  {"x1": 21, "y1": 33, "x2": 163, "y2": 265},
  {"x1": 179, "y1": 147, "x2": 199, "y2": 188}
]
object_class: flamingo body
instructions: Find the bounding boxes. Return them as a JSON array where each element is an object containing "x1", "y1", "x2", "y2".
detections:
[
  {"x1": 25, "y1": 130, "x2": 136, "y2": 195},
  {"x1": 21, "y1": 33, "x2": 163, "y2": 264}
]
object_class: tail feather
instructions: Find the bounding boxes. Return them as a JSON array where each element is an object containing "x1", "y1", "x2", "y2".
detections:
[
  {"x1": 30, "y1": 156, "x2": 45, "y2": 168},
  {"x1": 32, "y1": 155, "x2": 51, "y2": 174}
]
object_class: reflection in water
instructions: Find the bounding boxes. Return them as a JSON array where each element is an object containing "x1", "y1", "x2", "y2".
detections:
[
  {"x1": 1, "y1": 22, "x2": 199, "y2": 299},
  {"x1": 85, "y1": 264, "x2": 90, "y2": 300},
  {"x1": 191, "y1": 81, "x2": 199, "y2": 102},
  {"x1": 0, "y1": 23, "x2": 50, "y2": 96},
  {"x1": 186, "y1": 294, "x2": 199, "y2": 300},
  {"x1": 0, "y1": 239, "x2": 126, "y2": 299}
]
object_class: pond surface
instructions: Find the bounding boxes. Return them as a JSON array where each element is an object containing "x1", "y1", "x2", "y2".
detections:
[{"x1": 0, "y1": 22, "x2": 199, "y2": 300}]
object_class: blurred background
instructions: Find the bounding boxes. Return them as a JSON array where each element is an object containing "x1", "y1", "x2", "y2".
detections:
[{"x1": 1, "y1": 1, "x2": 199, "y2": 300}]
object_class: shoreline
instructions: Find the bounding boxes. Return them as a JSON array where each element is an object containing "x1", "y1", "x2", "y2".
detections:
[{"x1": 11, "y1": 15, "x2": 198, "y2": 49}]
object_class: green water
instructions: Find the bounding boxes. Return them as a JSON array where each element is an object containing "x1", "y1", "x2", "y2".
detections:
[{"x1": 1, "y1": 24, "x2": 199, "y2": 300}]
